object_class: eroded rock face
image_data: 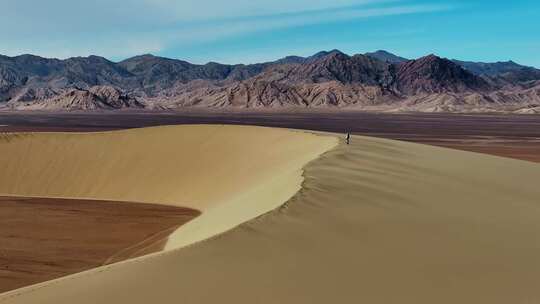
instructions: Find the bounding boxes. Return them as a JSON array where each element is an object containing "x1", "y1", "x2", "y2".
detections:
[
  {"x1": 395, "y1": 55, "x2": 491, "y2": 95},
  {"x1": 10, "y1": 86, "x2": 143, "y2": 111},
  {"x1": 1, "y1": 50, "x2": 539, "y2": 112}
]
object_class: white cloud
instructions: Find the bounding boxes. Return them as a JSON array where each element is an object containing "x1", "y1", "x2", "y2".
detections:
[
  {"x1": 0, "y1": 0, "x2": 451, "y2": 60},
  {"x1": 1, "y1": 0, "x2": 374, "y2": 30},
  {"x1": 142, "y1": 0, "x2": 376, "y2": 20},
  {"x1": 206, "y1": 4, "x2": 451, "y2": 34},
  {"x1": 157, "y1": 3, "x2": 452, "y2": 53}
]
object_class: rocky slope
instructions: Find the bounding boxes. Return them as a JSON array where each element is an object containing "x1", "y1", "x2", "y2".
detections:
[
  {"x1": 395, "y1": 55, "x2": 491, "y2": 94},
  {"x1": 1, "y1": 50, "x2": 539, "y2": 112},
  {"x1": 10, "y1": 86, "x2": 143, "y2": 110},
  {"x1": 365, "y1": 50, "x2": 408, "y2": 64}
]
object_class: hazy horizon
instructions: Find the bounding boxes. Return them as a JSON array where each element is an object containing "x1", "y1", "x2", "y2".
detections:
[{"x1": 2, "y1": 49, "x2": 539, "y2": 69}]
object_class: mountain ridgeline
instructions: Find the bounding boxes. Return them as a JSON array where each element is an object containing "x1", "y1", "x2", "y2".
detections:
[{"x1": 1, "y1": 50, "x2": 539, "y2": 113}]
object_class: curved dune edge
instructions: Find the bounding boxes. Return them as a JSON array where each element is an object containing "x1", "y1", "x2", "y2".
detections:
[
  {"x1": 0, "y1": 125, "x2": 337, "y2": 296},
  {"x1": 2, "y1": 133, "x2": 540, "y2": 303}
]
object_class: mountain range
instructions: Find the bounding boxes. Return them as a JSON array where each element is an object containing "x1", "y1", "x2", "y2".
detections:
[{"x1": 1, "y1": 50, "x2": 539, "y2": 113}]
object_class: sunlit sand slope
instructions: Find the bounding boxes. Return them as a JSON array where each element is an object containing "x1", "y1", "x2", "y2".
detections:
[
  {"x1": 0, "y1": 125, "x2": 337, "y2": 250},
  {"x1": 3, "y1": 133, "x2": 540, "y2": 304}
]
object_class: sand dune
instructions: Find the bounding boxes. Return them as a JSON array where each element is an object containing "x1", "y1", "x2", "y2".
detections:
[
  {"x1": 2, "y1": 127, "x2": 540, "y2": 303},
  {"x1": 0, "y1": 125, "x2": 336, "y2": 250}
]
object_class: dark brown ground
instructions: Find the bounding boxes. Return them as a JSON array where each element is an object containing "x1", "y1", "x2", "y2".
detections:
[
  {"x1": 1, "y1": 111, "x2": 539, "y2": 162},
  {"x1": 0, "y1": 196, "x2": 199, "y2": 293}
]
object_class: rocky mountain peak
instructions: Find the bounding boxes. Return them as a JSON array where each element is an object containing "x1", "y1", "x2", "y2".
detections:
[
  {"x1": 1, "y1": 50, "x2": 539, "y2": 112},
  {"x1": 365, "y1": 50, "x2": 408, "y2": 64},
  {"x1": 396, "y1": 54, "x2": 490, "y2": 94}
]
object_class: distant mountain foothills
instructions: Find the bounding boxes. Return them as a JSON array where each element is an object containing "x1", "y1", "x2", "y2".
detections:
[{"x1": 1, "y1": 50, "x2": 539, "y2": 113}]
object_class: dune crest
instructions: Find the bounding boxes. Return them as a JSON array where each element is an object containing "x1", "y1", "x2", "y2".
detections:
[{"x1": 0, "y1": 125, "x2": 337, "y2": 252}]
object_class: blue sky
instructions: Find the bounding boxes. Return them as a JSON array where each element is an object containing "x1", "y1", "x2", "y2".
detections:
[{"x1": 1, "y1": 0, "x2": 538, "y2": 67}]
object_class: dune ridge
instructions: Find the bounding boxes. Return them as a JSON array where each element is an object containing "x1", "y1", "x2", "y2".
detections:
[
  {"x1": 2, "y1": 131, "x2": 540, "y2": 303},
  {"x1": 0, "y1": 125, "x2": 337, "y2": 252}
]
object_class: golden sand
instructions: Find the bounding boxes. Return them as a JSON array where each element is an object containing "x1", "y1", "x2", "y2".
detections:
[
  {"x1": 0, "y1": 125, "x2": 337, "y2": 250},
  {"x1": 2, "y1": 128, "x2": 540, "y2": 303}
]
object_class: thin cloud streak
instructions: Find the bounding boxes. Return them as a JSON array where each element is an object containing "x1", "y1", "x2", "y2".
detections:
[
  {"x1": 0, "y1": 1, "x2": 452, "y2": 60},
  {"x1": 156, "y1": 4, "x2": 453, "y2": 58}
]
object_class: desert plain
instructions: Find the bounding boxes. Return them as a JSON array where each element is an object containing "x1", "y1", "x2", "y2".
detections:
[{"x1": 0, "y1": 112, "x2": 540, "y2": 303}]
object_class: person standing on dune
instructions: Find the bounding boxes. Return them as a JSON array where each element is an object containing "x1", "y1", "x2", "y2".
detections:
[{"x1": 346, "y1": 133, "x2": 351, "y2": 145}]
